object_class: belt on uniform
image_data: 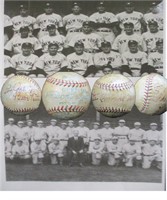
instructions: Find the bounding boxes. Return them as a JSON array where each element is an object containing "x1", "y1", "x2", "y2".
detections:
[
  {"x1": 69, "y1": 29, "x2": 82, "y2": 33},
  {"x1": 131, "y1": 68, "x2": 140, "y2": 70},
  {"x1": 60, "y1": 139, "x2": 68, "y2": 141},
  {"x1": 155, "y1": 67, "x2": 163, "y2": 69},
  {"x1": 118, "y1": 136, "x2": 127, "y2": 139},
  {"x1": 132, "y1": 140, "x2": 142, "y2": 142},
  {"x1": 97, "y1": 30, "x2": 111, "y2": 32}
]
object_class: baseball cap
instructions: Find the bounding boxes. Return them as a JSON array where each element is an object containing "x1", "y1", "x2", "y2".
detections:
[
  {"x1": 72, "y1": 2, "x2": 80, "y2": 7},
  {"x1": 156, "y1": 39, "x2": 163, "y2": 45},
  {"x1": 27, "y1": 119, "x2": 33, "y2": 123},
  {"x1": 148, "y1": 19, "x2": 158, "y2": 26},
  {"x1": 103, "y1": 121, "x2": 110, "y2": 125},
  {"x1": 97, "y1": 1, "x2": 105, "y2": 7},
  {"x1": 18, "y1": 121, "x2": 24, "y2": 124},
  {"x1": 128, "y1": 40, "x2": 138, "y2": 46},
  {"x1": 34, "y1": 136, "x2": 42, "y2": 141},
  {"x1": 94, "y1": 136, "x2": 101, "y2": 141},
  {"x1": 48, "y1": 42, "x2": 59, "y2": 48},
  {"x1": 8, "y1": 118, "x2": 14, "y2": 122},
  {"x1": 112, "y1": 136, "x2": 118, "y2": 140},
  {"x1": 20, "y1": 4, "x2": 28, "y2": 9},
  {"x1": 83, "y1": 21, "x2": 91, "y2": 26},
  {"x1": 45, "y1": 2, "x2": 52, "y2": 8},
  {"x1": 61, "y1": 122, "x2": 67, "y2": 125},
  {"x1": 79, "y1": 120, "x2": 85, "y2": 123},
  {"x1": 101, "y1": 41, "x2": 111, "y2": 47},
  {"x1": 47, "y1": 24, "x2": 56, "y2": 30},
  {"x1": 20, "y1": 26, "x2": 29, "y2": 32},
  {"x1": 16, "y1": 138, "x2": 23, "y2": 142},
  {"x1": 74, "y1": 41, "x2": 84, "y2": 47},
  {"x1": 68, "y1": 120, "x2": 74, "y2": 123},
  {"x1": 119, "y1": 119, "x2": 125, "y2": 123},
  {"x1": 37, "y1": 120, "x2": 44, "y2": 124},
  {"x1": 22, "y1": 42, "x2": 32, "y2": 49},
  {"x1": 123, "y1": 21, "x2": 134, "y2": 27},
  {"x1": 51, "y1": 119, "x2": 57, "y2": 122},
  {"x1": 150, "y1": 123, "x2": 157, "y2": 126},
  {"x1": 93, "y1": 122, "x2": 100, "y2": 126},
  {"x1": 125, "y1": 2, "x2": 134, "y2": 7},
  {"x1": 134, "y1": 122, "x2": 141, "y2": 126}
]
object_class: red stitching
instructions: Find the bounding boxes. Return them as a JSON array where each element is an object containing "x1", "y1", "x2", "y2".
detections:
[
  {"x1": 96, "y1": 107, "x2": 130, "y2": 113},
  {"x1": 47, "y1": 105, "x2": 86, "y2": 114},
  {"x1": 46, "y1": 77, "x2": 88, "y2": 88},
  {"x1": 5, "y1": 106, "x2": 36, "y2": 113}
]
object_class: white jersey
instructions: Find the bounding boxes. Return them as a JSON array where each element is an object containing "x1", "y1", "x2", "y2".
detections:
[
  {"x1": 148, "y1": 51, "x2": 163, "y2": 74},
  {"x1": 30, "y1": 142, "x2": 46, "y2": 154},
  {"x1": 12, "y1": 144, "x2": 29, "y2": 155},
  {"x1": 4, "y1": 14, "x2": 12, "y2": 27},
  {"x1": 129, "y1": 128, "x2": 145, "y2": 141},
  {"x1": 114, "y1": 126, "x2": 130, "y2": 138},
  {"x1": 36, "y1": 13, "x2": 63, "y2": 31},
  {"x1": 48, "y1": 142, "x2": 64, "y2": 154},
  {"x1": 76, "y1": 126, "x2": 89, "y2": 139},
  {"x1": 142, "y1": 31, "x2": 163, "y2": 53},
  {"x1": 11, "y1": 53, "x2": 38, "y2": 71},
  {"x1": 143, "y1": 130, "x2": 161, "y2": 142},
  {"x1": 31, "y1": 127, "x2": 47, "y2": 141},
  {"x1": 69, "y1": 32, "x2": 103, "y2": 53},
  {"x1": 122, "y1": 51, "x2": 148, "y2": 69},
  {"x1": 100, "y1": 128, "x2": 114, "y2": 142},
  {"x1": 23, "y1": 126, "x2": 36, "y2": 141},
  {"x1": 106, "y1": 141, "x2": 122, "y2": 153},
  {"x1": 4, "y1": 55, "x2": 13, "y2": 69},
  {"x1": 63, "y1": 13, "x2": 88, "y2": 32},
  {"x1": 46, "y1": 125, "x2": 61, "y2": 141},
  {"x1": 116, "y1": 11, "x2": 143, "y2": 31},
  {"x1": 15, "y1": 127, "x2": 29, "y2": 141},
  {"x1": 142, "y1": 143, "x2": 161, "y2": 156},
  {"x1": 12, "y1": 15, "x2": 36, "y2": 33},
  {"x1": 57, "y1": 129, "x2": 69, "y2": 140},
  {"x1": 112, "y1": 32, "x2": 144, "y2": 54},
  {"x1": 40, "y1": 34, "x2": 65, "y2": 53},
  {"x1": 144, "y1": 12, "x2": 163, "y2": 30},
  {"x1": 89, "y1": 129, "x2": 102, "y2": 142},
  {"x1": 4, "y1": 124, "x2": 17, "y2": 139},
  {"x1": 38, "y1": 53, "x2": 67, "y2": 75},
  {"x1": 5, "y1": 35, "x2": 42, "y2": 54},
  {"x1": 122, "y1": 143, "x2": 141, "y2": 155},
  {"x1": 67, "y1": 52, "x2": 94, "y2": 75},
  {"x1": 66, "y1": 127, "x2": 76, "y2": 138},
  {"x1": 89, "y1": 142, "x2": 104, "y2": 153}
]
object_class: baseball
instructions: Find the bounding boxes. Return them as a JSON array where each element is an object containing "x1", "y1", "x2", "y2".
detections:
[
  {"x1": 135, "y1": 73, "x2": 167, "y2": 115},
  {"x1": 1, "y1": 75, "x2": 41, "y2": 115},
  {"x1": 42, "y1": 72, "x2": 91, "y2": 119},
  {"x1": 92, "y1": 74, "x2": 135, "y2": 118}
]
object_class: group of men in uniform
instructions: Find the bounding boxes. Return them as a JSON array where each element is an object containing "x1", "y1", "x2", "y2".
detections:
[
  {"x1": 4, "y1": 1, "x2": 163, "y2": 77},
  {"x1": 4, "y1": 118, "x2": 163, "y2": 169}
]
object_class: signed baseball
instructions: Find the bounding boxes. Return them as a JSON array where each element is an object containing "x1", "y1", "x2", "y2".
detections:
[
  {"x1": 1, "y1": 75, "x2": 41, "y2": 115},
  {"x1": 42, "y1": 72, "x2": 91, "y2": 119},
  {"x1": 135, "y1": 73, "x2": 167, "y2": 115},
  {"x1": 92, "y1": 74, "x2": 135, "y2": 118}
]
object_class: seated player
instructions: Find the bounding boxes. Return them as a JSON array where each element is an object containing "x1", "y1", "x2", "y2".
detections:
[
  {"x1": 67, "y1": 41, "x2": 94, "y2": 77},
  {"x1": 121, "y1": 40, "x2": 148, "y2": 77},
  {"x1": 148, "y1": 39, "x2": 163, "y2": 75},
  {"x1": 37, "y1": 43, "x2": 68, "y2": 77},
  {"x1": 93, "y1": 41, "x2": 122, "y2": 76},
  {"x1": 106, "y1": 136, "x2": 122, "y2": 167},
  {"x1": 48, "y1": 138, "x2": 64, "y2": 165}
]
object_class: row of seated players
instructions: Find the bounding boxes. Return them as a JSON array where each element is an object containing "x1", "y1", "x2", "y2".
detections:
[{"x1": 5, "y1": 119, "x2": 163, "y2": 169}]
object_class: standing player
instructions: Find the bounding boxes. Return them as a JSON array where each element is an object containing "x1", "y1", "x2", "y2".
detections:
[
  {"x1": 46, "y1": 119, "x2": 61, "y2": 143},
  {"x1": 148, "y1": 39, "x2": 163, "y2": 75},
  {"x1": 15, "y1": 121, "x2": 29, "y2": 145},
  {"x1": 39, "y1": 24, "x2": 66, "y2": 53},
  {"x1": 112, "y1": 22, "x2": 144, "y2": 54},
  {"x1": 142, "y1": 20, "x2": 163, "y2": 54},
  {"x1": 76, "y1": 120, "x2": 89, "y2": 145},
  {"x1": 89, "y1": 122, "x2": 102, "y2": 148},
  {"x1": 67, "y1": 41, "x2": 94, "y2": 76},
  {"x1": 68, "y1": 21, "x2": 103, "y2": 54},
  {"x1": 36, "y1": 2, "x2": 63, "y2": 39},
  {"x1": 37, "y1": 43, "x2": 68, "y2": 76},
  {"x1": 121, "y1": 40, "x2": 148, "y2": 77},
  {"x1": 31, "y1": 121, "x2": 47, "y2": 144},
  {"x1": 4, "y1": 14, "x2": 13, "y2": 45},
  {"x1": 89, "y1": 1, "x2": 118, "y2": 44},
  {"x1": 66, "y1": 120, "x2": 75, "y2": 138},
  {"x1": 63, "y1": 2, "x2": 89, "y2": 45},
  {"x1": 58, "y1": 122, "x2": 69, "y2": 150},
  {"x1": 93, "y1": 41, "x2": 122, "y2": 76},
  {"x1": 100, "y1": 121, "x2": 114, "y2": 146},
  {"x1": 23, "y1": 120, "x2": 36, "y2": 145},
  {"x1": 116, "y1": 2, "x2": 145, "y2": 35},
  {"x1": 4, "y1": 118, "x2": 17, "y2": 144}
]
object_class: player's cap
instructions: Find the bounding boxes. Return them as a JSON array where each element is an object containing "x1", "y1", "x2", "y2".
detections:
[
  {"x1": 72, "y1": 2, "x2": 81, "y2": 7},
  {"x1": 48, "y1": 42, "x2": 59, "y2": 48},
  {"x1": 94, "y1": 136, "x2": 101, "y2": 141},
  {"x1": 119, "y1": 119, "x2": 125, "y2": 123},
  {"x1": 101, "y1": 41, "x2": 111, "y2": 47},
  {"x1": 34, "y1": 136, "x2": 42, "y2": 141},
  {"x1": 50, "y1": 119, "x2": 57, "y2": 122},
  {"x1": 128, "y1": 40, "x2": 138, "y2": 46},
  {"x1": 8, "y1": 118, "x2": 14, "y2": 122},
  {"x1": 156, "y1": 39, "x2": 163, "y2": 45},
  {"x1": 123, "y1": 21, "x2": 134, "y2": 27},
  {"x1": 148, "y1": 19, "x2": 158, "y2": 26},
  {"x1": 68, "y1": 120, "x2": 74, "y2": 123},
  {"x1": 20, "y1": 26, "x2": 29, "y2": 32},
  {"x1": 150, "y1": 123, "x2": 157, "y2": 126},
  {"x1": 82, "y1": 21, "x2": 91, "y2": 26},
  {"x1": 125, "y1": 2, "x2": 134, "y2": 7},
  {"x1": 19, "y1": 4, "x2": 28, "y2": 9},
  {"x1": 44, "y1": 2, "x2": 53, "y2": 8},
  {"x1": 103, "y1": 121, "x2": 110, "y2": 125},
  {"x1": 37, "y1": 120, "x2": 44, "y2": 124},
  {"x1": 22, "y1": 42, "x2": 32, "y2": 49},
  {"x1": 79, "y1": 120, "x2": 85, "y2": 123},
  {"x1": 112, "y1": 136, "x2": 118, "y2": 140},
  {"x1": 74, "y1": 41, "x2": 84, "y2": 47},
  {"x1": 61, "y1": 122, "x2": 67, "y2": 125},
  {"x1": 97, "y1": 1, "x2": 105, "y2": 7},
  {"x1": 16, "y1": 138, "x2": 23, "y2": 142},
  {"x1": 17, "y1": 121, "x2": 24, "y2": 124},
  {"x1": 27, "y1": 119, "x2": 33, "y2": 123},
  {"x1": 93, "y1": 122, "x2": 100, "y2": 126},
  {"x1": 47, "y1": 24, "x2": 56, "y2": 30},
  {"x1": 134, "y1": 122, "x2": 141, "y2": 126}
]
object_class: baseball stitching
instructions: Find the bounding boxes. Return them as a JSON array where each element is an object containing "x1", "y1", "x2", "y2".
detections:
[
  {"x1": 46, "y1": 77, "x2": 88, "y2": 88},
  {"x1": 96, "y1": 80, "x2": 133, "y2": 91},
  {"x1": 47, "y1": 105, "x2": 86, "y2": 114},
  {"x1": 4, "y1": 106, "x2": 36, "y2": 113},
  {"x1": 96, "y1": 107, "x2": 130, "y2": 113}
]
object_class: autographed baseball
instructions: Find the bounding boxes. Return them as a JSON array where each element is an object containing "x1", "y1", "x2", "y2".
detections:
[
  {"x1": 135, "y1": 73, "x2": 167, "y2": 115},
  {"x1": 1, "y1": 75, "x2": 41, "y2": 115},
  {"x1": 42, "y1": 72, "x2": 91, "y2": 119},
  {"x1": 92, "y1": 74, "x2": 135, "y2": 117}
]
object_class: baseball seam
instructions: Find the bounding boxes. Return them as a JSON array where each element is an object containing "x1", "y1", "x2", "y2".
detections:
[
  {"x1": 96, "y1": 107, "x2": 130, "y2": 113},
  {"x1": 4, "y1": 106, "x2": 36, "y2": 113},
  {"x1": 46, "y1": 77, "x2": 88, "y2": 88},
  {"x1": 47, "y1": 105, "x2": 86, "y2": 114}
]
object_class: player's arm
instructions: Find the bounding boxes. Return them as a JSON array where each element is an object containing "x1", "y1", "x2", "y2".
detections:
[{"x1": 121, "y1": 54, "x2": 132, "y2": 76}]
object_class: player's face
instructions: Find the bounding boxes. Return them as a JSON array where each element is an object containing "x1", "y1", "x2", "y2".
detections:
[
  {"x1": 61, "y1": 124, "x2": 66, "y2": 129},
  {"x1": 129, "y1": 140, "x2": 135, "y2": 145},
  {"x1": 148, "y1": 24, "x2": 158, "y2": 33},
  {"x1": 101, "y1": 45, "x2": 111, "y2": 54},
  {"x1": 112, "y1": 139, "x2": 118, "y2": 144},
  {"x1": 150, "y1": 125, "x2": 157, "y2": 131},
  {"x1": 48, "y1": 28, "x2": 56, "y2": 36},
  {"x1": 44, "y1": 7, "x2": 53, "y2": 14},
  {"x1": 97, "y1": 5, "x2": 105, "y2": 13},
  {"x1": 8, "y1": 120, "x2": 14, "y2": 125},
  {"x1": 20, "y1": 30, "x2": 29, "y2": 38},
  {"x1": 103, "y1": 68, "x2": 112, "y2": 75},
  {"x1": 82, "y1": 25, "x2": 92, "y2": 34},
  {"x1": 93, "y1": 124, "x2": 99, "y2": 130},
  {"x1": 27, "y1": 122, "x2": 33, "y2": 127},
  {"x1": 68, "y1": 122, "x2": 74, "y2": 127},
  {"x1": 79, "y1": 122, "x2": 84, "y2": 127},
  {"x1": 22, "y1": 47, "x2": 32, "y2": 56},
  {"x1": 51, "y1": 121, "x2": 56, "y2": 126},
  {"x1": 104, "y1": 124, "x2": 110, "y2": 129},
  {"x1": 129, "y1": 44, "x2": 138, "y2": 53},
  {"x1": 95, "y1": 139, "x2": 100, "y2": 145},
  {"x1": 35, "y1": 140, "x2": 41, "y2": 145},
  {"x1": 73, "y1": 131, "x2": 79, "y2": 137},
  {"x1": 124, "y1": 25, "x2": 134, "y2": 34},
  {"x1": 37, "y1": 123, "x2": 43, "y2": 128},
  {"x1": 17, "y1": 141, "x2": 23, "y2": 146},
  {"x1": 119, "y1": 122, "x2": 124, "y2": 127},
  {"x1": 54, "y1": 140, "x2": 59, "y2": 145},
  {"x1": 18, "y1": 123, "x2": 24, "y2": 128},
  {"x1": 149, "y1": 140, "x2": 156, "y2": 146},
  {"x1": 134, "y1": 125, "x2": 140, "y2": 130},
  {"x1": 74, "y1": 45, "x2": 84, "y2": 55},
  {"x1": 20, "y1": 8, "x2": 28, "y2": 16},
  {"x1": 157, "y1": 43, "x2": 163, "y2": 53},
  {"x1": 125, "y1": 6, "x2": 134, "y2": 13},
  {"x1": 72, "y1": 6, "x2": 81, "y2": 14},
  {"x1": 48, "y1": 45, "x2": 58, "y2": 55}
]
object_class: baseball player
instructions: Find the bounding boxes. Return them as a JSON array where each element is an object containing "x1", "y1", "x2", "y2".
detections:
[
  {"x1": 144, "y1": 2, "x2": 163, "y2": 31},
  {"x1": 121, "y1": 40, "x2": 148, "y2": 77},
  {"x1": 5, "y1": 26, "x2": 42, "y2": 56},
  {"x1": 88, "y1": 136, "x2": 105, "y2": 166},
  {"x1": 106, "y1": 136, "x2": 122, "y2": 166},
  {"x1": 148, "y1": 39, "x2": 163, "y2": 75},
  {"x1": 116, "y1": 2, "x2": 146, "y2": 35},
  {"x1": 143, "y1": 123, "x2": 161, "y2": 144},
  {"x1": 89, "y1": 1, "x2": 118, "y2": 44},
  {"x1": 39, "y1": 24, "x2": 66, "y2": 53},
  {"x1": 67, "y1": 41, "x2": 94, "y2": 76},
  {"x1": 142, "y1": 20, "x2": 163, "y2": 54},
  {"x1": 89, "y1": 122, "x2": 102, "y2": 148},
  {"x1": 66, "y1": 120, "x2": 75, "y2": 138},
  {"x1": 23, "y1": 120, "x2": 36, "y2": 145},
  {"x1": 11, "y1": 4, "x2": 36, "y2": 36},
  {"x1": 141, "y1": 139, "x2": 162, "y2": 169},
  {"x1": 58, "y1": 122, "x2": 69, "y2": 149},
  {"x1": 122, "y1": 139, "x2": 142, "y2": 167},
  {"x1": 15, "y1": 121, "x2": 29, "y2": 145},
  {"x1": 102, "y1": 66, "x2": 113, "y2": 75},
  {"x1": 68, "y1": 21, "x2": 103, "y2": 54},
  {"x1": 48, "y1": 138, "x2": 64, "y2": 165},
  {"x1": 76, "y1": 120, "x2": 89, "y2": 144},
  {"x1": 113, "y1": 119, "x2": 130, "y2": 146},
  {"x1": 93, "y1": 41, "x2": 122, "y2": 76},
  {"x1": 10, "y1": 42, "x2": 39, "y2": 77},
  {"x1": 30, "y1": 136, "x2": 47, "y2": 165},
  {"x1": 5, "y1": 134, "x2": 12, "y2": 159},
  {"x1": 112, "y1": 21, "x2": 144, "y2": 54},
  {"x1": 4, "y1": 118, "x2": 17, "y2": 144},
  {"x1": 128, "y1": 122, "x2": 145, "y2": 147},
  {"x1": 36, "y1": 2, "x2": 63, "y2": 39},
  {"x1": 4, "y1": 14, "x2": 13, "y2": 45},
  {"x1": 37, "y1": 43, "x2": 68, "y2": 77},
  {"x1": 31, "y1": 121, "x2": 47, "y2": 144},
  {"x1": 100, "y1": 121, "x2": 114, "y2": 146},
  {"x1": 10, "y1": 138, "x2": 30, "y2": 161},
  {"x1": 45, "y1": 119, "x2": 61, "y2": 143},
  {"x1": 63, "y1": 2, "x2": 89, "y2": 44}
]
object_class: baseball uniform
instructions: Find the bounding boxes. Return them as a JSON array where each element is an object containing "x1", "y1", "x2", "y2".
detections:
[
  {"x1": 144, "y1": 13, "x2": 163, "y2": 31},
  {"x1": 143, "y1": 130, "x2": 161, "y2": 142},
  {"x1": 66, "y1": 127, "x2": 76, "y2": 138},
  {"x1": 100, "y1": 127, "x2": 114, "y2": 145},
  {"x1": 57, "y1": 128, "x2": 69, "y2": 148},
  {"x1": 113, "y1": 126, "x2": 130, "y2": 145},
  {"x1": 148, "y1": 51, "x2": 163, "y2": 75},
  {"x1": 128, "y1": 128, "x2": 145, "y2": 146},
  {"x1": 4, "y1": 14, "x2": 13, "y2": 45},
  {"x1": 48, "y1": 141, "x2": 64, "y2": 164},
  {"x1": 31, "y1": 127, "x2": 47, "y2": 143},
  {"x1": 11, "y1": 142, "x2": 30, "y2": 159},
  {"x1": 5, "y1": 139, "x2": 12, "y2": 158},
  {"x1": 67, "y1": 52, "x2": 94, "y2": 76},
  {"x1": 76, "y1": 126, "x2": 90, "y2": 144},
  {"x1": 23, "y1": 126, "x2": 36, "y2": 143},
  {"x1": 46, "y1": 125, "x2": 61, "y2": 143},
  {"x1": 15, "y1": 126, "x2": 30, "y2": 145},
  {"x1": 4, "y1": 124, "x2": 17, "y2": 143}
]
